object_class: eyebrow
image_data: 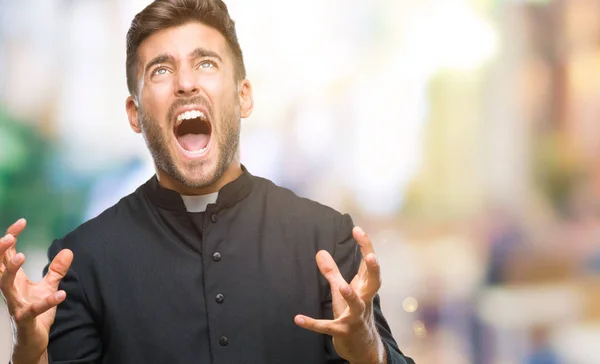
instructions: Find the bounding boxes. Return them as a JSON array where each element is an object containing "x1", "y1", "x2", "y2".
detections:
[
  {"x1": 143, "y1": 48, "x2": 224, "y2": 76},
  {"x1": 190, "y1": 47, "x2": 223, "y2": 63},
  {"x1": 144, "y1": 53, "x2": 175, "y2": 76}
]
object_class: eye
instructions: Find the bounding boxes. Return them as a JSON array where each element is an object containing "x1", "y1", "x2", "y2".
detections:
[
  {"x1": 198, "y1": 60, "x2": 215, "y2": 69},
  {"x1": 153, "y1": 66, "x2": 170, "y2": 76}
]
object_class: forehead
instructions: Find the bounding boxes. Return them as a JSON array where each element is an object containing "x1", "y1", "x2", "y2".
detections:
[{"x1": 137, "y1": 22, "x2": 231, "y2": 66}]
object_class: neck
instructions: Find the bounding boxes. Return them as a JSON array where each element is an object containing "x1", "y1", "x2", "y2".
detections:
[{"x1": 155, "y1": 158, "x2": 243, "y2": 196}]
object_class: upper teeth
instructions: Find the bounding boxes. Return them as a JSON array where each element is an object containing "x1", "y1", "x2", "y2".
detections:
[{"x1": 177, "y1": 110, "x2": 206, "y2": 123}]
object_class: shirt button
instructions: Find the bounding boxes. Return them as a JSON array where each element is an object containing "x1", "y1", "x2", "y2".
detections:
[
  {"x1": 212, "y1": 252, "x2": 222, "y2": 262},
  {"x1": 216, "y1": 293, "x2": 224, "y2": 304},
  {"x1": 219, "y1": 336, "x2": 228, "y2": 346},
  {"x1": 211, "y1": 214, "x2": 218, "y2": 223}
]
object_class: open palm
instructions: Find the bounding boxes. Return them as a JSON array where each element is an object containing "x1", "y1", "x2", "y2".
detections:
[
  {"x1": 0, "y1": 219, "x2": 73, "y2": 362},
  {"x1": 295, "y1": 226, "x2": 385, "y2": 364}
]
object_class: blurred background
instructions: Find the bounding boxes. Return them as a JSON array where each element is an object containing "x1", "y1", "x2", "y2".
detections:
[{"x1": 1, "y1": 0, "x2": 600, "y2": 362}]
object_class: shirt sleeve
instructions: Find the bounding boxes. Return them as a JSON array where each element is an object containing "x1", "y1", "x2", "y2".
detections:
[
  {"x1": 326, "y1": 214, "x2": 415, "y2": 364},
  {"x1": 44, "y1": 241, "x2": 102, "y2": 364}
]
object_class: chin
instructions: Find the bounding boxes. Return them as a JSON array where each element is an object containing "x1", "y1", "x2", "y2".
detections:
[{"x1": 174, "y1": 158, "x2": 222, "y2": 190}]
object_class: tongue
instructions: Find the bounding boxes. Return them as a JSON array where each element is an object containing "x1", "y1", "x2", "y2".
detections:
[{"x1": 177, "y1": 133, "x2": 210, "y2": 152}]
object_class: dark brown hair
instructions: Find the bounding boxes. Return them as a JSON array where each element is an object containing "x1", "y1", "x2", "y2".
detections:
[{"x1": 126, "y1": 0, "x2": 246, "y2": 96}]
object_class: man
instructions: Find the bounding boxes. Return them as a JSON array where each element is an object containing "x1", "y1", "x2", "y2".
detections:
[{"x1": 0, "y1": 0, "x2": 414, "y2": 363}]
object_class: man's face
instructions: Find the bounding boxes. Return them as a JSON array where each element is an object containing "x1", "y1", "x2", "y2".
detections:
[{"x1": 128, "y1": 22, "x2": 251, "y2": 190}]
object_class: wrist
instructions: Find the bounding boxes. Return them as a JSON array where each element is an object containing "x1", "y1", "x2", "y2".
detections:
[
  {"x1": 12, "y1": 337, "x2": 48, "y2": 364},
  {"x1": 10, "y1": 320, "x2": 43, "y2": 362},
  {"x1": 350, "y1": 330, "x2": 386, "y2": 364},
  {"x1": 12, "y1": 350, "x2": 48, "y2": 364},
  {"x1": 12, "y1": 348, "x2": 47, "y2": 364}
]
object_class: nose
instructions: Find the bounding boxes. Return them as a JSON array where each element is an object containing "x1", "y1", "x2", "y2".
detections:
[{"x1": 176, "y1": 66, "x2": 199, "y2": 96}]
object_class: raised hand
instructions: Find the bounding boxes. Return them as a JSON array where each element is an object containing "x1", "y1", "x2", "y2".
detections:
[
  {"x1": 295, "y1": 226, "x2": 386, "y2": 364},
  {"x1": 0, "y1": 219, "x2": 73, "y2": 364}
]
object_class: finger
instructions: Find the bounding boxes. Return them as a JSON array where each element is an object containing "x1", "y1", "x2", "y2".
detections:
[
  {"x1": 315, "y1": 250, "x2": 348, "y2": 315},
  {"x1": 363, "y1": 253, "x2": 382, "y2": 298},
  {"x1": 6, "y1": 218, "x2": 26, "y2": 238},
  {"x1": 355, "y1": 259, "x2": 367, "y2": 281},
  {"x1": 18, "y1": 291, "x2": 66, "y2": 323},
  {"x1": 43, "y1": 249, "x2": 74, "y2": 289},
  {"x1": 352, "y1": 226, "x2": 375, "y2": 258},
  {"x1": 315, "y1": 250, "x2": 343, "y2": 282},
  {"x1": 339, "y1": 282, "x2": 365, "y2": 315},
  {"x1": 1, "y1": 235, "x2": 16, "y2": 264},
  {"x1": 294, "y1": 315, "x2": 345, "y2": 336},
  {"x1": 0, "y1": 252, "x2": 25, "y2": 292},
  {"x1": 5, "y1": 219, "x2": 26, "y2": 262},
  {"x1": 0, "y1": 234, "x2": 15, "y2": 256}
]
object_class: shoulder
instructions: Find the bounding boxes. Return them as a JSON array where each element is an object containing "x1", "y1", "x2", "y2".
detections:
[
  {"x1": 249, "y1": 175, "x2": 360, "y2": 278},
  {"x1": 249, "y1": 175, "x2": 354, "y2": 235},
  {"x1": 47, "y1": 186, "x2": 146, "y2": 260}
]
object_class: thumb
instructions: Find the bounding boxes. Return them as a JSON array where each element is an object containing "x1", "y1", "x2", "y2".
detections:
[{"x1": 44, "y1": 249, "x2": 74, "y2": 289}]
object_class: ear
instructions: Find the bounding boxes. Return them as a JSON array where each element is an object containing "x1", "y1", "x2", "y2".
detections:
[
  {"x1": 126, "y1": 95, "x2": 142, "y2": 134},
  {"x1": 238, "y1": 79, "x2": 254, "y2": 119}
]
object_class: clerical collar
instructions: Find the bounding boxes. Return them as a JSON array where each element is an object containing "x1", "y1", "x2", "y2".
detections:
[
  {"x1": 143, "y1": 165, "x2": 253, "y2": 212},
  {"x1": 181, "y1": 192, "x2": 218, "y2": 212}
]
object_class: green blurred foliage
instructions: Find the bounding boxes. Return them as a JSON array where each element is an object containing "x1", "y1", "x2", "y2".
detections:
[{"x1": 0, "y1": 108, "x2": 88, "y2": 249}]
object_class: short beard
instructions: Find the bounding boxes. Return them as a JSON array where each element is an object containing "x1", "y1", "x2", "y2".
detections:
[{"x1": 138, "y1": 97, "x2": 240, "y2": 190}]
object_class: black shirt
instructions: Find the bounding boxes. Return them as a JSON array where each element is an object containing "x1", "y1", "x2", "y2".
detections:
[{"x1": 45, "y1": 167, "x2": 414, "y2": 363}]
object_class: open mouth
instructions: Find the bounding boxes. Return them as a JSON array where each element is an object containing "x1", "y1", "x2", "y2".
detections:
[{"x1": 174, "y1": 109, "x2": 212, "y2": 155}]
